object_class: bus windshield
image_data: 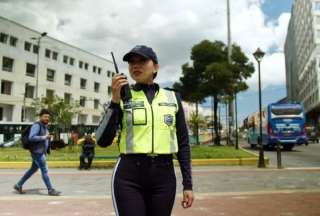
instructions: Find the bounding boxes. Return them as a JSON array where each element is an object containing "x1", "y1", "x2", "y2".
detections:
[{"x1": 271, "y1": 107, "x2": 303, "y2": 116}]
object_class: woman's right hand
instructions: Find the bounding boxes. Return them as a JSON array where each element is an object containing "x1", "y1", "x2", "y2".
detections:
[{"x1": 111, "y1": 74, "x2": 129, "y2": 104}]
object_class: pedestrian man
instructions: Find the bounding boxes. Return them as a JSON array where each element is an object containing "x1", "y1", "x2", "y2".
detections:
[
  {"x1": 97, "y1": 45, "x2": 194, "y2": 216},
  {"x1": 14, "y1": 109, "x2": 61, "y2": 196}
]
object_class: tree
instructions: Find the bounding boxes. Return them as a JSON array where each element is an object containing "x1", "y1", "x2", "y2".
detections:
[
  {"x1": 188, "y1": 112, "x2": 207, "y2": 144},
  {"x1": 173, "y1": 63, "x2": 205, "y2": 145},
  {"x1": 175, "y1": 40, "x2": 254, "y2": 146},
  {"x1": 32, "y1": 95, "x2": 80, "y2": 140}
]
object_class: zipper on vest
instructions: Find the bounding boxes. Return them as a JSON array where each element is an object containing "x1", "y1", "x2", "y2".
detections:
[{"x1": 150, "y1": 103, "x2": 155, "y2": 153}]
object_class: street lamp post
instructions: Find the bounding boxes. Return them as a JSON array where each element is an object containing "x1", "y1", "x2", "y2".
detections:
[
  {"x1": 235, "y1": 91, "x2": 239, "y2": 149},
  {"x1": 22, "y1": 82, "x2": 29, "y2": 122},
  {"x1": 32, "y1": 32, "x2": 47, "y2": 98},
  {"x1": 253, "y1": 48, "x2": 266, "y2": 168}
]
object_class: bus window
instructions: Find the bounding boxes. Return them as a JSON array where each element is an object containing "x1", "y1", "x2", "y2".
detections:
[{"x1": 271, "y1": 107, "x2": 302, "y2": 115}]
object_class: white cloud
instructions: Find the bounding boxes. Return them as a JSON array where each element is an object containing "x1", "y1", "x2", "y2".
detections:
[{"x1": 0, "y1": 0, "x2": 290, "y2": 91}]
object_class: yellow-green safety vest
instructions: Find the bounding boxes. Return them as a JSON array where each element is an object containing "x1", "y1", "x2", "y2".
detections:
[{"x1": 119, "y1": 88, "x2": 179, "y2": 154}]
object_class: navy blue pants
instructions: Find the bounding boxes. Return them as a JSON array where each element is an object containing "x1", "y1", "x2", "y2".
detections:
[
  {"x1": 79, "y1": 151, "x2": 94, "y2": 169},
  {"x1": 112, "y1": 154, "x2": 176, "y2": 216}
]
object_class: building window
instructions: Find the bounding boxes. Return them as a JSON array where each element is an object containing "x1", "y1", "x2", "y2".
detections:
[
  {"x1": 26, "y1": 63, "x2": 36, "y2": 77},
  {"x1": 107, "y1": 70, "x2": 111, "y2": 77},
  {"x1": 108, "y1": 86, "x2": 112, "y2": 95},
  {"x1": 0, "y1": 107, "x2": 3, "y2": 121},
  {"x1": 80, "y1": 78, "x2": 87, "y2": 89},
  {"x1": 25, "y1": 84, "x2": 35, "y2": 99},
  {"x1": 93, "y1": 66, "x2": 96, "y2": 73},
  {"x1": 24, "y1": 41, "x2": 31, "y2": 51},
  {"x1": 2, "y1": 56, "x2": 14, "y2": 72},
  {"x1": 9, "y1": 36, "x2": 18, "y2": 47},
  {"x1": 92, "y1": 115, "x2": 100, "y2": 124},
  {"x1": 45, "y1": 49, "x2": 51, "y2": 58},
  {"x1": 79, "y1": 61, "x2": 83, "y2": 68},
  {"x1": 64, "y1": 93, "x2": 71, "y2": 104},
  {"x1": 98, "y1": 67, "x2": 101, "y2": 74},
  {"x1": 1, "y1": 80, "x2": 12, "y2": 95},
  {"x1": 112, "y1": 72, "x2": 115, "y2": 77},
  {"x1": 84, "y1": 63, "x2": 89, "y2": 70},
  {"x1": 94, "y1": 82, "x2": 100, "y2": 93},
  {"x1": 0, "y1": 33, "x2": 8, "y2": 43},
  {"x1": 46, "y1": 89, "x2": 54, "y2": 100},
  {"x1": 63, "y1": 55, "x2": 68, "y2": 64},
  {"x1": 69, "y1": 57, "x2": 74, "y2": 66},
  {"x1": 47, "y1": 69, "x2": 55, "y2": 82},
  {"x1": 65, "y1": 74, "x2": 72, "y2": 86},
  {"x1": 33, "y1": 45, "x2": 39, "y2": 54},
  {"x1": 94, "y1": 99, "x2": 100, "y2": 109},
  {"x1": 52, "y1": 51, "x2": 58, "y2": 60},
  {"x1": 80, "y1": 96, "x2": 86, "y2": 107}
]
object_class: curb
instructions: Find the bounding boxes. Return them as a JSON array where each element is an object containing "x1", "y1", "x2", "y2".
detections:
[{"x1": 0, "y1": 157, "x2": 269, "y2": 169}]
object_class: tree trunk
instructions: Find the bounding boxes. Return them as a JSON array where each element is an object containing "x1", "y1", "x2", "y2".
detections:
[
  {"x1": 213, "y1": 95, "x2": 221, "y2": 145},
  {"x1": 196, "y1": 102, "x2": 200, "y2": 145}
]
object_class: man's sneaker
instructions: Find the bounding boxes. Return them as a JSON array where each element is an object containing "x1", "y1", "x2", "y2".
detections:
[
  {"x1": 48, "y1": 189, "x2": 61, "y2": 196},
  {"x1": 13, "y1": 184, "x2": 25, "y2": 194}
]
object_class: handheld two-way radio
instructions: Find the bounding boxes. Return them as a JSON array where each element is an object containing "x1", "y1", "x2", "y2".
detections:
[
  {"x1": 96, "y1": 52, "x2": 132, "y2": 145},
  {"x1": 111, "y1": 52, "x2": 132, "y2": 102}
]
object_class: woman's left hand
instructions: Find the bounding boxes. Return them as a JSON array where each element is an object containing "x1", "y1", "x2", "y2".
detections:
[{"x1": 181, "y1": 190, "x2": 194, "y2": 208}]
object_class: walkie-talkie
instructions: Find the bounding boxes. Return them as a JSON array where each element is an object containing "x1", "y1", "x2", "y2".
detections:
[
  {"x1": 95, "y1": 52, "x2": 132, "y2": 146},
  {"x1": 111, "y1": 52, "x2": 132, "y2": 102}
]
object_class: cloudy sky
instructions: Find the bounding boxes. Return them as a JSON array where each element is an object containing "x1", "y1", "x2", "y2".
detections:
[{"x1": 0, "y1": 0, "x2": 294, "y2": 122}]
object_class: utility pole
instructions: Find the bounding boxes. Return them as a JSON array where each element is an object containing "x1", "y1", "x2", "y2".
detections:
[
  {"x1": 227, "y1": 0, "x2": 234, "y2": 145},
  {"x1": 32, "y1": 32, "x2": 47, "y2": 98}
]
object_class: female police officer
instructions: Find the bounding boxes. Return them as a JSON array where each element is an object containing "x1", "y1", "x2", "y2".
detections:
[{"x1": 97, "y1": 45, "x2": 194, "y2": 216}]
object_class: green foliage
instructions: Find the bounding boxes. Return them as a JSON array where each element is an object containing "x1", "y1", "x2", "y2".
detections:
[
  {"x1": 188, "y1": 112, "x2": 207, "y2": 137},
  {"x1": 173, "y1": 39, "x2": 255, "y2": 145},
  {"x1": 32, "y1": 95, "x2": 80, "y2": 134}
]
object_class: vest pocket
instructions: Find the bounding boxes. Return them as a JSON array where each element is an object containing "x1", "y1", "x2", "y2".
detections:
[{"x1": 132, "y1": 108, "x2": 147, "y2": 125}]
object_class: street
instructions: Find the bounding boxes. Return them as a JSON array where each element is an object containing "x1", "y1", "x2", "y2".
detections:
[{"x1": 241, "y1": 140, "x2": 320, "y2": 168}]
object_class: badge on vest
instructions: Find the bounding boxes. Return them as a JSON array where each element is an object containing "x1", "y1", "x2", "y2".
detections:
[
  {"x1": 123, "y1": 101, "x2": 132, "y2": 109},
  {"x1": 164, "y1": 114, "x2": 174, "y2": 126}
]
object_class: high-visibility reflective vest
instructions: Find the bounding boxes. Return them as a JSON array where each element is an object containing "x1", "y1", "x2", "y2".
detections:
[{"x1": 119, "y1": 88, "x2": 179, "y2": 154}]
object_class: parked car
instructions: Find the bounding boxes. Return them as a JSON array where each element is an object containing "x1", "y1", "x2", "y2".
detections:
[{"x1": 306, "y1": 126, "x2": 319, "y2": 144}]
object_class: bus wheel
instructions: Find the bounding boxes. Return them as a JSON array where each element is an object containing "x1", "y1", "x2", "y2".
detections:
[
  {"x1": 250, "y1": 144, "x2": 256, "y2": 149},
  {"x1": 283, "y1": 145, "x2": 294, "y2": 151}
]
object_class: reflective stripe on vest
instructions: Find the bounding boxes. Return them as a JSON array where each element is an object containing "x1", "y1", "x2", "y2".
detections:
[{"x1": 120, "y1": 88, "x2": 178, "y2": 154}]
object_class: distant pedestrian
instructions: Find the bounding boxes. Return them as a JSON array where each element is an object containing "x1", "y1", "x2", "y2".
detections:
[
  {"x1": 14, "y1": 109, "x2": 61, "y2": 196},
  {"x1": 78, "y1": 134, "x2": 96, "y2": 170}
]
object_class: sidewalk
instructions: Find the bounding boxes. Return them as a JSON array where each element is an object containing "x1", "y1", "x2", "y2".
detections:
[
  {"x1": 1, "y1": 191, "x2": 319, "y2": 216},
  {"x1": 1, "y1": 166, "x2": 320, "y2": 215}
]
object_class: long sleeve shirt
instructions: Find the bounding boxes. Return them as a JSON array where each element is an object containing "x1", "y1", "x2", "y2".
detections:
[{"x1": 98, "y1": 83, "x2": 193, "y2": 190}]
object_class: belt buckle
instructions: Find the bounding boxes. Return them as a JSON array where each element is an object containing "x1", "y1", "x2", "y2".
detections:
[{"x1": 147, "y1": 153, "x2": 158, "y2": 158}]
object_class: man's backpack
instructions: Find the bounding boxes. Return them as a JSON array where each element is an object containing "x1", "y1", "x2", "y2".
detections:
[{"x1": 21, "y1": 122, "x2": 41, "y2": 150}]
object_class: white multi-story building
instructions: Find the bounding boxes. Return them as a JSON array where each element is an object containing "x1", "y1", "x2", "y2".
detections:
[
  {"x1": 285, "y1": 0, "x2": 320, "y2": 125},
  {"x1": 0, "y1": 16, "x2": 115, "y2": 125}
]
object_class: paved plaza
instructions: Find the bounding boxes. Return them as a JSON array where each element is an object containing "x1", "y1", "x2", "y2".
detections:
[{"x1": 1, "y1": 166, "x2": 320, "y2": 215}]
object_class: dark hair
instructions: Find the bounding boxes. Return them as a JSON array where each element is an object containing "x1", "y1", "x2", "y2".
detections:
[
  {"x1": 153, "y1": 71, "x2": 158, "y2": 79},
  {"x1": 39, "y1": 108, "x2": 50, "y2": 116}
]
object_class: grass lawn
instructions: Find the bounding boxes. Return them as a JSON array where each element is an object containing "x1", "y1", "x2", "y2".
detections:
[{"x1": 0, "y1": 144, "x2": 255, "y2": 161}]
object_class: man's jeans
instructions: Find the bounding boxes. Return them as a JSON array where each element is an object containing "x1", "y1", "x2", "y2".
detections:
[{"x1": 17, "y1": 153, "x2": 53, "y2": 191}]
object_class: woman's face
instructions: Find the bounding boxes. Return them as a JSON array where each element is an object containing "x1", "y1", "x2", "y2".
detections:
[{"x1": 128, "y1": 54, "x2": 159, "y2": 84}]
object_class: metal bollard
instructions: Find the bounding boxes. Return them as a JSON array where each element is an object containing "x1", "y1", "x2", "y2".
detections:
[{"x1": 276, "y1": 141, "x2": 282, "y2": 169}]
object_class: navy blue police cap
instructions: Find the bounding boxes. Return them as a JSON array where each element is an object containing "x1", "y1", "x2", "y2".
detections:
[{"x1": 123, "y1": 45, "x2": 158, "y2": 64}]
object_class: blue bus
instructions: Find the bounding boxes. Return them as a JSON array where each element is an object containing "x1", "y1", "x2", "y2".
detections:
[{"x1": 247, "y1": 103, "x2": 307, "y2": 151}]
